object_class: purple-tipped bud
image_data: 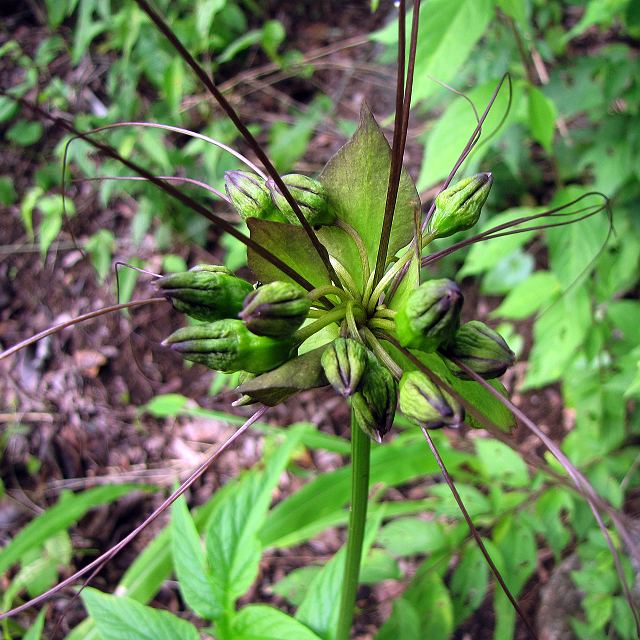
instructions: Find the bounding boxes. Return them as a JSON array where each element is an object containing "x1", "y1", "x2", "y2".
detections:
[
  {"x1": 427, "y1": 173, "x2": 493, "y2": 239},
  {"x1": 267, "y1": 174, "x2": 335, "y2": 227},
  {"x1": 321, "y1": 338, "x2": 367, "y2": 398},
  {"x1": 395, "y1": 279, "x2": 463, "y2": 352},
  {"x1": 440, "y1": 320, "x2": 515, "y2": 380},
  {"x1": 399, "y1": 371, "x2": 464, "y2": 429},
  {"x1": 239, "y1": 281, "x2": 310, "y2": 338},
  {"x1": 351, "y1": 352, "x2": 398, "y2": 443},
  {"x1": 225, "y1": 170, "x2": 284, "y2": 221}
]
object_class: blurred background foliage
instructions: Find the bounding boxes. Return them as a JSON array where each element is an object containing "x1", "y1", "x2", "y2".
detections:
[{"x1": 1, "y1": 0, "x2": 640, "y2": 638}]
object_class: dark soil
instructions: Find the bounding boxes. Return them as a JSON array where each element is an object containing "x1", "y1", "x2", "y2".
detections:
[{"x1": 1, "y1": 3, "x2": 572, "y2": 639}]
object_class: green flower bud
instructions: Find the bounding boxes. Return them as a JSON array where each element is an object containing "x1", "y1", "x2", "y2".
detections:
[
  {"x1": 267, "y1": 174, "x2": 335, "y2": 226},
  {"x1": 395, "y1": 279, "x2": 463, "y2": 351},
  {"x1": 162, "y1": 319, "x2": 292, "y2": 374},
  {"x1": 427, "y1": 173, "x2": 493, "y2": 239},
  {"x1": 239, "y1": 281, "x2": 310, "y2": 338},
  {"x1": 399, "y1": 371, "x2": 464, "y2": 429},
  {"x1": 440, "y1": 320, "x2": 515, "y2": 380},
  {"x1": 321, "y1": 337, "x2": 367, "y2": 398},
  {"x1": 225, "y1": 170, "x2": 284, "y2": 221},
  {"x1": 156, "y1": 265, "x2": 253, "y2": 322},
  {"x1": 351, "y1": 352, "x2": 397, "y2": 443}
]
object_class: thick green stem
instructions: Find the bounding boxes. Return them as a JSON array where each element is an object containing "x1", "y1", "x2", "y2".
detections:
[{"x1": 336, "y1": 414, "x2": 371, "y2": 640}]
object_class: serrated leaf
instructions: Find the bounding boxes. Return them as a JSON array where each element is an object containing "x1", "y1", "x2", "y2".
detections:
[
  {"x1": 247, "y1": 218, "x2": 331, "y2": 288},
  {"x1": 233, "y1": 605, "x2": 322, "y2": 640},
  {"x1": 238, "y1": 347, "x2": 328, "y2": 406},
  {"x1": 171, "y1": 496, "x2": 221, "y2": 620},
  {"x1": 81, "y1": 588, "x2": 199, "y2": 640},
  {"x1": 474, "y1": 438, "x2": 529, "y2": 487},
  {"x1": 319, "y1": 104, "x2": 420, "y2": 269},
  {"x1": 205, "y1": 428, "x2": 305, "y2": 610}
]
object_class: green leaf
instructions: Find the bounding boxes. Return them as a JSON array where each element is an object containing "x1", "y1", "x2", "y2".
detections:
[
  {"x1": 378, "y1": 517, "x2": 449, "y2": 557},
  {"x1": 403, "y1": 570, "x2": 454, "y2": 639},
  {"x1": 247, "y1": 218, "x2": 331, "y2": 288},
  {"x1": 36, "y1": 194, "x2": 75, "y2": 258},
  {"x1": 261, "y1": 20, "x2": 285, "y2": 61},
  {"x1": 535, "y1": 488, "x2": 573, "y2": 560},
  {"x1": 450, "y1": 543, "x2": 489, "y2": 625},
  {"x1": 360, "y1": 549, "x2": 402, "y2": 584},
  {"x1": 271, "y1": 566, "x2": 322, "y2": 606},
  {"x1": 474, "y1": 438, "x2": 529, "y2": 487},
  {"x1": 295, "y1": 511, "x2": 383, "y2": 639},
  {"x1": 374, "y1": 0, "x2": 496, "y2": 104},
  {"x1": 238, "y1": 347, "x2": 328, "y2": 406},
  {"x1": 418, "y1": 79, "x2": 525, "y2": 189},
  {"x1": 205, "y1": 427, "x2": 305, "y2": 610},
  {"x1": 0, "y1": 485, "x2": 141, "y2": 575},
  {"x1": 259, "y1": 435, "x2": 441, "y2": 549},
  {"x1": 319, "y1": 104, "x2": 420, "y2": 269},
  {"x1": 376, "y1": 598, "x2": 421, "y2": 640},
  {"x1": 491, "y1": 271, "x2": 560, "y2": 319},
  {"x1": 81, "y1": 588, "x2": 200, "y2": 640},
  {"x1": 142, "y1": 393, "x2": 190, "y2": 418},
  {"x1": 171, "y1": 496, "x2": 221, "y2": 620},
  {"x1": 24, "y1": 610, "x2": 46, "y2": 640},
  {"x1": 233, "y1": 605, "x2": 322, "y2": 640},
  {"x1": 0, "y1": 175, "x2": 17, "y2": 205},
  {"x1": 6, "y1": 120, "x2": 44, "y2": 146},
  {"x1": 528, "y1": 85, "x2": 556, "y2": 153},
  {"x1": 85, "y1": 229, "x2": 115, "y2": 282}
]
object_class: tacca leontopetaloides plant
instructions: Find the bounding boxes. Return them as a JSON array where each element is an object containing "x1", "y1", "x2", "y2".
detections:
[{"x1": 1, "y1": 1, "x2": 638, "y2": 638}]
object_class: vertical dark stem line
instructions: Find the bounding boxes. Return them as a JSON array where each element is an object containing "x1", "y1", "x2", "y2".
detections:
[
  {"x1": 336, "y1": 414, "x2": 371, "y2": 640},
  {"x1": 133, "y1": 0, "x2": 341, "y2": 287},
  {"x1": 374, "y1": 1, "x2": 422, "y2": 287},
  {"x1": 420, "y1": 427, "x2": 539, "y2": 640}
]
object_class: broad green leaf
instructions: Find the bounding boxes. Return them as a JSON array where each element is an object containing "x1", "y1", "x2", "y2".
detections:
[
  {"x1": 85, "y1": 229, "x2": 115, "y2": 282},
  {"x1": 6, "y1": 120, "x2": 44, "y2": 146},
  {"x1": 171, "y1": 496, "x2": 221, "y2": 620},
  {"x1": 450, "y1": 543, "x2": 489, "y2": 625},
  {"x1": 247, "y1": 218, "x2": 331, "y2": 288},
  {"x1": 296, "y1": 511, "x2": 383, "y2": 640},
  {"x1": 418, "y1": 79, "x2": 525, "y2": 189},
  {"x1": 0, "y1": 485, "x2": 142, "y2": 575},
  {"x1": 374, "y1": 0, "x2": 496, "y2": 104},
  {"x1": 319, "y1": 104, "x2": 420, "y2": 270},
  {"x1": 205, "y1": 427, "x2": 305, "y2": 610},
  {"x1": 81, "y1": 588, "x2": 199, "y2": 640},
  {"x1": 523, "y1": 286, "x2": 591, "y2": 388},
  {"x1": 238, "y1": 347, "x2": 328, "y2": 406},
  {"x1": 481, "y1": 248, "x2": 534, "y2": 295},
  {"x1": 360, "y1": 548, "x2": 402, "y2": 584},
  {"x1": 378, "y1": 517, "x2": 449, "y2": 557},
  {"x1": 233, "y1": 605, "x2": 322, "y2": 640},
  {"x1": 491, "y1": 271, "x2": 560, "y2": 319},
  {"x1": 260, "y1": 435, "x2": 442, "y2": 548},
  {"x1": 376, "y1": 598, "x2": 421, "y2": 640},
  {"x1": 271, "y1": 566, "x2": 322, "y2": 606},
  {"x1": 142, "y1": 393, "x2": 190, "y2": 418},
  {"x1": 474, "y1": 439, "x2": 529, "y2": 487},
  {"x1": 316, "y1": 225, "x2": 365, "y2": 294},
  {"x1": 535, "y1": 488, "x2": 573, "y2": 560},
  {"x1": 403, "y1": 570, "x2": 454, "y2": 639},
  {"x1": 528, "y1": 85, "x2": 556, "y2": 153}
]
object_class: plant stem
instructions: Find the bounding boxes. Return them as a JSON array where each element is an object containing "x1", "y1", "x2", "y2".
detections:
[
  {"x1": 336, "y1": 414, "x2": 370, "y2": 640},
  {"x1": 293, "y1": 305, "x2": 346, "y2": 344}
]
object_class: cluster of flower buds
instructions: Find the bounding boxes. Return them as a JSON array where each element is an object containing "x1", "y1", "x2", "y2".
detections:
[
  {"x1": 321, "y1": 339, "x2": 397, "y2": 443},
  {"x1": 426, "y1": 172, "x2": 493, "y2": 239},
  {"x1": 159, "y1": 263, "x2": 314, "y2": 375},
  {"x1": 225, "y1": 171, "x2": 335, "y2": 227}
]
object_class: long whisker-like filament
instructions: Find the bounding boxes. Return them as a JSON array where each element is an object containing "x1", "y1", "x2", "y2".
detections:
[
  {"x1": 0, "y1": 406, "x2": 268, "y2": 620},
  {"x1": 133, "y1": 0, "x2": 341, "y2": 288},
  {"x1": 421, "y1": 427, "x2": 539, "y2": 640},
  {"x1": 77, "y1": 175, "x2": 231, "y2": 203},
  {"x1": 0, "y1": 298, "x2": 166, "y2": 363}
]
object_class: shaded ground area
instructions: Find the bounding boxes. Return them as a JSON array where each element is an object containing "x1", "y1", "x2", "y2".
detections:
[{"x1": 1, "y1": 3, "x2": 571, "y2": 639}]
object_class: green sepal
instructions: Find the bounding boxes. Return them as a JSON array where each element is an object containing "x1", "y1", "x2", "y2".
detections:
[
  {"x1": 163, "y1": 319, "x2": 293, "y2": 374},
  {"x1": 321, "y1": 337, "x2": 368, "y2": 398},
  {"x1": 237, "y1": 347, "x2": 328, "y2": 406},
  {"x1": 225, "y1": 170, "x2": 285, "y2": 222},
  {"x1": 268, "y1": 174, "x2": 335, "y2": 226},
  {"x1": 156, "y1": 265, "x2": 253, "y2": 322}
]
